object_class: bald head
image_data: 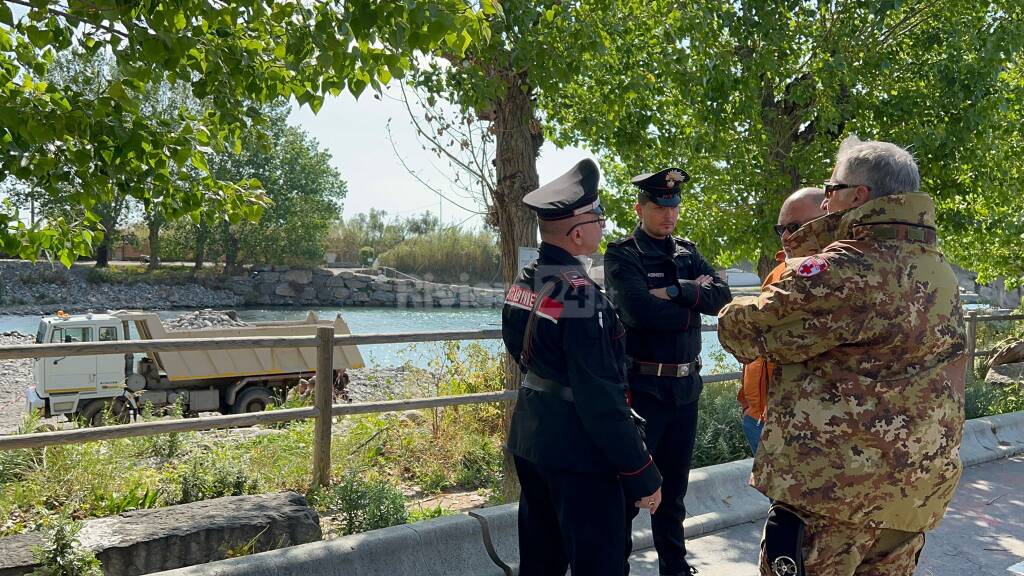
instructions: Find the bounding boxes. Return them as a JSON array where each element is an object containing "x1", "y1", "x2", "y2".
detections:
[
  {"x1": 779, "y1": 187, "x2": 826, "y2": 230},
  {"x1": 539, "y1": 212, "x2": 604, "y2": 255}
]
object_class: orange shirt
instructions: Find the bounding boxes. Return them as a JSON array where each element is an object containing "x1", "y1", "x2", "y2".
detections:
[{"x1": 737, "y1": 251, "x2": 787, "y2": 420}]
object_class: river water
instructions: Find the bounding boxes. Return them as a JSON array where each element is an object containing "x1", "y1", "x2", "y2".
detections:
[{"x1": 0, "y1": 307, "x2": 733, "y2": 370}]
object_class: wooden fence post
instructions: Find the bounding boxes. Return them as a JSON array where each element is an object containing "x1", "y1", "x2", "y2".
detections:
[
  {"x1": 312, "y1": 326, "x2": 334, "y2": 489},
  {"x1": 966, "y1": 310, "x2": 978, "y2": 376}
]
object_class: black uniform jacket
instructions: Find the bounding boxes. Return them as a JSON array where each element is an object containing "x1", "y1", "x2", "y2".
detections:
[
  {"x1": 604, "y1": 228, "x2": 733, "y2": 405},
  {"x1": 503, "y1": 242, "x2": 661, "y2": 499}
]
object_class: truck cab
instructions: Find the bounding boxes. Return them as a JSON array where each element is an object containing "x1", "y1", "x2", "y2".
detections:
[{"x1": 27, "y1": 312, "x2": 129, "y2": 422}]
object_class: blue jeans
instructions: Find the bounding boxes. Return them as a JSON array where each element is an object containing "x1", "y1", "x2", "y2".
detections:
[{"x1": 742, "y1": 414, "x2": 764, "y2": 455}]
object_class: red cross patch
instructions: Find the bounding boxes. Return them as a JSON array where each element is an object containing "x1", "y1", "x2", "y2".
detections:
[{"x1": 796, "y1": 255, "x2": 829, "y2": 277}]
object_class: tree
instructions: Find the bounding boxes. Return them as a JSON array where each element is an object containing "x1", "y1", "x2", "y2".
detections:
[
  {"x1": 538, "y1": 1, "x2": 1024, "y2": 277},
  {"x1": 160, "y1": 105, "x2": 347, "y2": 270},
  {"x1": 0, "y1": 0, "x2": 484, "y2": 265}
]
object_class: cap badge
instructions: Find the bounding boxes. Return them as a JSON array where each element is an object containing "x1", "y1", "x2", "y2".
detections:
[{"x1": 665, "y1": 170, "x2": 686, "y2": 188}]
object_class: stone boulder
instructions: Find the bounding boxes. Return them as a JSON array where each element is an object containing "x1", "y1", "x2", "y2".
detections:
[
  {"x1": 284, "y1": 269, "x2": 313, "y2": 285},
  {"x1": 0, "y1": 492, "x2": 321, "y2": 576},
  {"x1": 985, "y1": 339, "x2": 1024, "y2": 386}
]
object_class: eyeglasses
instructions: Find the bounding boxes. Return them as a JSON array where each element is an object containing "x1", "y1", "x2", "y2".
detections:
[
  {"x1": 773, "y1": 222, "x2": 802, "y2": 237},
  {"x1": 823, "y1": 181, "x2": 870, "y2": 199},
  {"x1": 565, "y1": 216, "x2": 606, "y2": 236}
]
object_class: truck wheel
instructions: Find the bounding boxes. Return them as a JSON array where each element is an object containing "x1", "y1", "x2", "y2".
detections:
[
  {"x1": 232, "y1": 386, "x2": 275, "y2": 414},
  {"x1": 78, "y1": 399, "x2": 131, "y2": 427}
]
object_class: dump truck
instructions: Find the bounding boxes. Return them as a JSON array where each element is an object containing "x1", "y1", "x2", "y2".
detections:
[{"x1": 25, "y1": 310, "x2": 365, "y2": 425}]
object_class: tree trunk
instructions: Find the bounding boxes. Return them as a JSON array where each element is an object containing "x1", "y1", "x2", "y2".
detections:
[
  {"x1": 146, "y1": 211, "x2": 163, "y2": 271},
  {"x1": 223, "y1": 221, "x2": 241, "y2": 275},
  {"x1": 94, "y1": 243, "x2": 110, "y2": 268},
  {"x1": 491, "y1": 72, "x2": 543, "y2": 503},
  {"x1": 193, "y1": 215, "x2": 208, "y2": 271}
]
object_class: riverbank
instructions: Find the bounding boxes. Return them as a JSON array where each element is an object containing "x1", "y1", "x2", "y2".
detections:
[{"x1": 0, "y1": 260, "x2": 504, "y2": 315}]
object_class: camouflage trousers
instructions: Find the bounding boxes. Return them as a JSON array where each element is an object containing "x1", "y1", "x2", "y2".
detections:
[{"x1": 759, "y1": 504, "x2": 925, "y2": 576}]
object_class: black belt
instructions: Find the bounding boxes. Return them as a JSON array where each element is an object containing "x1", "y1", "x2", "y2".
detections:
[
  {"x1": 522, "y1": 372, "x2": 574, "y2": 403},
  {"x1": 631, "y1": 360, "x2": 700, "y2": 378}
]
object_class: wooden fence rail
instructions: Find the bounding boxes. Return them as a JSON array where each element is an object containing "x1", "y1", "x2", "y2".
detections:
[{"x1": 0, "y1": 313, "x2": 1019, "y2": 488}]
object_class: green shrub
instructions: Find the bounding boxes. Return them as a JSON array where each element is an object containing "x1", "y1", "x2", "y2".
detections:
[
  {"x1": 455, "y1": 435, "x2": 503, "y2": 492},
  {"x1": 166, "y1": 456, "x2": 260, "y2": 505},
  {"x1": 29, "y1": 515, "x2": 102, "y2": 576},
  {"x1": 692, "y1": 380, "x2": 751, "y2": 468},
  {"x1": 309, "y1": 473, "x2": 408, "y2": 536}
]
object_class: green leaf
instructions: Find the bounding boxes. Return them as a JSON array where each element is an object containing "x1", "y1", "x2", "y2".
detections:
[
  {"x1": 0, "y1": 4, "x2": 13, "y2": 26},
  {"x1": 191, "y1": 150, "x2": 210, "y2": 173}
]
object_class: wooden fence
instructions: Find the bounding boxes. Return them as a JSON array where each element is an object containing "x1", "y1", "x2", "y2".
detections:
[{"x1": 0, "y1": 313, "x2": 1019, "y2": 487}]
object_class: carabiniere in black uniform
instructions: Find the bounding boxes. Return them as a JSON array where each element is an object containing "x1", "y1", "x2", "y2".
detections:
[
  {"x1": 605, "y1": 167, "x2": 733, "y2": 576},
  {"x1": 503, "y1": 159, "x2": 661, "y2": 576}
]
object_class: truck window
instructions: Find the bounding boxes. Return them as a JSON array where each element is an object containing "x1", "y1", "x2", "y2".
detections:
[
  {"x1": 50, "y1": 327, "x2": 92, "y2": 344},
  {"x1": 36, "y1": 323, "x2": 47, "y2": 344},
  {"x1": 98, "y1": 327, "x2": 118, "y2": 341}
]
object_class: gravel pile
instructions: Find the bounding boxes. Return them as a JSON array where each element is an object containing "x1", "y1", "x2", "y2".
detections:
[
  {"x1": 164, "y1": 309, "x2": 249, "y2": 330},
  {"x1": 0, "y1": 331, "x2": 42, "y2": 434}
]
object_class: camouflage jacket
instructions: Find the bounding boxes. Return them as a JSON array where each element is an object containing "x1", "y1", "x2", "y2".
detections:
[{"x1": 718, "y1": 193, "x2": 967, "y2": 532}]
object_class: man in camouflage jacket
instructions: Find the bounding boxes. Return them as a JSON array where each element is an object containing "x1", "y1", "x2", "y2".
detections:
[{"x1": 718, "y1": 136, "x2": 967, "y2": 576}]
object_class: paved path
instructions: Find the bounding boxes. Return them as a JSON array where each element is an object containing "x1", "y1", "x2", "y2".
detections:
[{"x1": 630, "y1": 455, "x2": 1024, "y2": 575}]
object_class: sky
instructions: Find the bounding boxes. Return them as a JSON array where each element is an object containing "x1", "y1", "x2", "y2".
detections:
[{"x1": 287, "y1": 87, "x2": 594, "y2": 228}]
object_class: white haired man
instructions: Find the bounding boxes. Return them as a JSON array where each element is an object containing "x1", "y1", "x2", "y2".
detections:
[{"x1": 718, "y1": 136, "x2": 967, "y2": 576}]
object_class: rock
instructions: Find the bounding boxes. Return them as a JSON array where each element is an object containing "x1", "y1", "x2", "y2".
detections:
[
  {"x1": 326, "y1": 274, "x2": 347, "y2": 287},
  {"x1": 0, "y1": 532, "x2": 44, "y2": 575},
  {"x1": 986, "y1": 362, "x2": 1024, "y2": 386},
  {"x1": 0, "y1": 493, "x2": 320, "y2": 576},
  {"x1": 338, "y1": 270, "x2": 355, "y2": 280},
  {"x1": 370, "y1": 290, "x2": 397, "y2": 303},
  {"x1": 989, "y1": 340, "x2": 1024, "y2": 368},
  {"x1": 332, "y1": 287, "x2": 351, "y2": 300},
  {"x1": 274, "y1": 284, "x2": 297, "y2": 297},
  {"x1": 284, "y1": 269, "x2": 313, "y2": 285},
  {"x1": 165, "y1": 310, "x2": 249, "y2": 331},
  {"x1": 345, "y1": 279, "x2": 369, "y2": 291}
]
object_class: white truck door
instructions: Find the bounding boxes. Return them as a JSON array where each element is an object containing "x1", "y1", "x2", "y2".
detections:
[
  {"x1": 96, "y1": 325, "x2": 125, "y2": 392},
  {"x1": 45, "y1": 326, "x2": 98, "y2": 396}
]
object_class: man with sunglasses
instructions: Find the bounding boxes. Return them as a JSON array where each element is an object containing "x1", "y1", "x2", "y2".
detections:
[
  {"x1": 503, "y1": 159, "x2": 662, "y2": 576},
  {"x1": 738, "y1": 187, "x2": 826, "y2": 455},
  {"x1": 718, "y1": 136, "x2": 967, "y2": 576},
  {"x1": 604, "y1": 167, "x2": 732, "y2": 576}
]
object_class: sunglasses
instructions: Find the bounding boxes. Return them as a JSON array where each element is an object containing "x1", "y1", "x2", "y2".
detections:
[
  {"x1": 823, "y1": 181, "x2": 870, "y2": 198},
  {"x1": 773, "y1": 222, "x2": 802, "y2": 237}
]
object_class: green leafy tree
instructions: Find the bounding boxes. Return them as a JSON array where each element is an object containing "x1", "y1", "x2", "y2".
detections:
[
  {"x1": 538, "y1": 1, "x2": 1024, "y2": 276},
  {"x1": 0, "y1": 0, "x2": 484, "y2": 265},
  {"x1": 160, "y1": 107, "x2": 347, "y2": 269}
]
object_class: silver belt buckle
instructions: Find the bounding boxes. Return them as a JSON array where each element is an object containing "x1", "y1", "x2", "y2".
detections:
[{"x1": 678, "y1": 364, "x2": 688, "y2": 377}]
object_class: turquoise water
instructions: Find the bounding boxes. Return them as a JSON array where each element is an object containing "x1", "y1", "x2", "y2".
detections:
[{"x1": 0, "y1": 307, "x2": 730, "y2": 369}]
